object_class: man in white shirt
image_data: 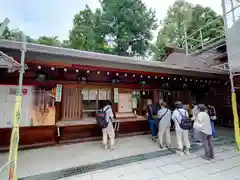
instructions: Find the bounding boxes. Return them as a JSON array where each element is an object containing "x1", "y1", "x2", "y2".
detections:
[
  {"x1": 102, "y1": 101, "x2": 115, "y2": 151},
  {"x1": 172, "y1": 101, "x2": 191, "y2": 155}
]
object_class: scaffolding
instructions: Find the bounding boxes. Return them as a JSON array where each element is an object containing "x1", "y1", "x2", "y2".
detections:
[
  {"x1": 0, "y1": 18, "x2": 26, "y2": 180},
  {"x1": 183, "y1": 0, "x2": 240, "y2": 150},
  {"x1": 184, "y1": 0, "x2": 240, "y2": 73}
]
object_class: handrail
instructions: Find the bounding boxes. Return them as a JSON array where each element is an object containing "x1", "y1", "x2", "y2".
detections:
[{"x1": 187, "y1": 3, "x2": 240, "y2": 38}]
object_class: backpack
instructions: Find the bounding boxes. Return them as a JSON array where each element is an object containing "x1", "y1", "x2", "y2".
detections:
[
  {"x1": 148, "y1": 104, "x2": 158, "y2": 118},
  {"x1": 96, "y1": 107, "x2": 110, "y2": 128},
  {"x1": 177, "y1": 110, "x2": 192, "y2": 130},
  {"x1": 208, "y1": 107, "x2": 216, "y2": 117}
]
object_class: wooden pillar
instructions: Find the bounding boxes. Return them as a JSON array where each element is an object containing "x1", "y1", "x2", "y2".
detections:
[
  {"x1": 153, "y1": 89, "x2": 159, "y2": 104},
  {"x1": 55, "y1": 102, "x2": 61, "y2": 123},
  {"x1": 111, "y1": 88, "x2": 117, "y2": 113}
]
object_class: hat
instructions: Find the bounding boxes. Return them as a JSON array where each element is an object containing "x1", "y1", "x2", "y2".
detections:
[
  {"x1": 175, "y1": 101, "x2": 183, "y2": 109},
  {"x1": 198, "y1": 104, "x2": 206, "y2": 111}
]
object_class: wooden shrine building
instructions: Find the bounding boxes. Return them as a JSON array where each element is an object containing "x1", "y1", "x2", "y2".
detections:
[{"x1": 0, "y1": 39, "x2": 230, "y2": 150}]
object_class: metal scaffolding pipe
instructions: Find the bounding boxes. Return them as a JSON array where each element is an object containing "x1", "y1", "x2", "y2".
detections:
[
  {"x1": 190, "y1": 37, "x2": 226, "y2": 56},
  {"x1": 187, "y1": 3, "x2": 240, "y2": 38}
]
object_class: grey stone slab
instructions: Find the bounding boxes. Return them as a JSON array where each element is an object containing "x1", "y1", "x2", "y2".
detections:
[
  {"x1": 180, "y1": 167, "x2": 210, "y2": 179},
  {"x1": 153, "y1": 173, "x2": 188, "y2": 180},
  {"x1": 179, "y1": 157, "x2": 209, "y2": 168},
  {"x1": 160, "y1": 164, "x2": 185, "y2": 174}
]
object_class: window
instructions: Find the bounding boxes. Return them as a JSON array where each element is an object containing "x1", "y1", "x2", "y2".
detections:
[{"x1": 82, "y1": 88, "x2": 111, "y2": 119}]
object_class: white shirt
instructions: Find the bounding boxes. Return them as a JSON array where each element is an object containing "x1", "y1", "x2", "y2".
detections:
[
  {"x1": 157, "y1": 107, "x2": 171, "y2": 130},
  {"x1": 194, "y1": 112, "x2": 212, "y2": 135},
  {"x1": 172, "y1": 108, "x2": 189, "y2": 131},
  {"x1": 102, "y1": 105, "x2": 114, "y2": 132}
]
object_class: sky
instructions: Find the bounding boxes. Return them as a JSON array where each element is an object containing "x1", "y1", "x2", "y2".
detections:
[{"x1": 0, "y1": 0, "x2": 223, "y2": 41}]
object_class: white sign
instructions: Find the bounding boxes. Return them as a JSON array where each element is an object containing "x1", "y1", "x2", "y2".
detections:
[
  {"x1": 89, "y1": 89, "x2": 97, "y2": 100},
  {"x1": 99, "y1": 89, "x2": 107, "y2": 100},
  {"x1": 132, "y1": 97, "x2": 137, "y2": 109},
  {"x1": 82, "y1": 89, "x2": 89, "y2": 100},
  {"x1": 114, "y1": 88, "x2": 118, "y2": 103},
  {"x1": 55, "y1": 84, "x2": 62, "y2": 102}
]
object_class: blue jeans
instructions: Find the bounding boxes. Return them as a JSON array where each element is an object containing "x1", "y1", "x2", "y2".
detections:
[
  {"x1": 148, "y1": 120, "x2": 158, "y2": 137},
  {"x1": 211, "y1": 120, "x2": 216, "y2": 137}
]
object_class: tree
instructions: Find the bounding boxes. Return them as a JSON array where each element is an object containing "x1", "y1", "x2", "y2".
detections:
[
  {"x1": 0, "y1": 25, "x2": 11, "y2": 39},
  {"x1": 61, "y1": 40, "x2": 70, "y2": 48},
  {"x1": 154, "y1": 0, "x2": 224, "y2": 60},
  {"x1": 35, "y1": 36, "x2": 62, "y2": 46},
  {"x1": 69, "y1": 5, "x2": 110, "y2": 53},
  {"x1": 0, "y1": 27, "x2": 34, "y2": 42},
  {"x1": 100, "y1": 0, "x2": 158, "y2": 56}
]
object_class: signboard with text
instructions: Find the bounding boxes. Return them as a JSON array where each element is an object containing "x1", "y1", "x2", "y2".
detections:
[{"x1": 55, "y1": 84, "x2": 62, "y2": 102}]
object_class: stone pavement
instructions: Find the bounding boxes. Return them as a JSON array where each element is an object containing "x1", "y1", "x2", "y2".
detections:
[
  {"x1": 0, "y1": 128, "x2": 237, "y2": 179},
  {"x1": 0, "y1": 135, "x2": 170, "y2": 178},
  {"x1": 61, "y1": 144, "x2": 240, "y2": 180}
]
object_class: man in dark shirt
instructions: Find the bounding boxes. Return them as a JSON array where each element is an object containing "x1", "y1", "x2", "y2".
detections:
[{"x1": 147, "y1": 99, "x2": 158, "y2": 142}]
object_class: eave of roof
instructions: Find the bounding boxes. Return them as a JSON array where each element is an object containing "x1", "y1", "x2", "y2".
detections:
[{"x1": 0, "y1": 39, "x2": 227, "y2": 77}]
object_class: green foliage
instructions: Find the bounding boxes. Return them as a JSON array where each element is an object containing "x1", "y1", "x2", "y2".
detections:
[
  {"x1": 69, "y1": 5, "x2": 110, "y2": 53},
  {"x1": 0, "y1": 27, "x2": 34, "y2": 42},
  {"x1": 35, "y1": 36, "x2": 62, "y2": 46},
  {"x1": 99, "y1": 0, "x2": 158, "y2": 56},
  {"x1": 0, "y1": 25, "x2": 11, "y2": 39},
  {"x1": 69, "y1": 0, "x2": 157, "y2": 56},
  {"x1": 154, "y1": 0, "x2": 224, "y2": 60}
]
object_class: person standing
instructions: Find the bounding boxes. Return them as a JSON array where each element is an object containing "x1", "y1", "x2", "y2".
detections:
[
  {"x1": 102, "y1": 101, "x2": 115, "y2": 151},
  {"x1": 157, "y1": 102, "x2": 172, "y2": 149},
  {"x1": 207, "y1": 104, "x2": 217, "y2": 138},
  {"x1": 172, "y1": 101, "x2": 191, "y2": 155},
  {"x1": 192, "y1": 102, "x2": 201, "y2": 144},
  {"x1": 146, "y1": 99, "x2": 158, "y2": 142},
  {"x1": 194, "y1": 104, "x2": 214, "y2": 160}
]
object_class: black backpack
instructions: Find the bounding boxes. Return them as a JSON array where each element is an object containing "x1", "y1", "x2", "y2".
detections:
[
  {"x1": 148, "y1": 104, "x2": 158, "y2": 117},
  {"x1": 96, "y1": 107, "x2": 110, "y2": 128},
  {"x1": 208, "y1": 107, "x2": 216, "y2": 117},
  {"x1": 177, "y1": 110, "x2": 192, "y2": 130}
]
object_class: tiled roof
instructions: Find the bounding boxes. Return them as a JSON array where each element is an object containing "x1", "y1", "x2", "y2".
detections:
[
  {"x1": 0, "y1": 39, "x2": 227, "y2": 76},
  {"x1": 162, "y1": 51, "x2": 224, "y2": 72}
]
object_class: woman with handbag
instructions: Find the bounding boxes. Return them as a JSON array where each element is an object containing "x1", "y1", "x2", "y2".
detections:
[
  {"x1": 206, "y1": 104, "x2": 217, "y2": 138},
  {"x1": 157, "y1": 102, "x2": 172, "y2": 149},
  {"x1": 194, "y1": 104, "x2": 214, "y2": 160}
]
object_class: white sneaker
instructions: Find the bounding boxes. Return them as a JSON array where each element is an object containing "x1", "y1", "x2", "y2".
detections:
[
  {"x1": 109, "y1": 146, "x2": 115, "y2": 151},
  {"x1": 103, "y1": 145, "x2": 108, "y2": 151},
  {"x1": 176, "y1": 150, "x2": 184, "y2": 156},
  {"x1": 184, "y1": 150, "x2": 191, "y2": 155}
]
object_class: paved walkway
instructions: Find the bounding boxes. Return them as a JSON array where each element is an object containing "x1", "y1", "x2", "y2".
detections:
[
  {"x1": 0, "y1": 128, "x2": 237, "y2": 179},
  {"x1": 62, "y1": 144, "x2": 240, "y2": 180},
  {"x1": 0, "y1": 135, "x2": 169, "y2": 178}
]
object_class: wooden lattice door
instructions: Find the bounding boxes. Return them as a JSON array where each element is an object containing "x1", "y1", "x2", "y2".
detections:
[{"x1": 62, "y1": 87, "x2": 83, "y2": 120}]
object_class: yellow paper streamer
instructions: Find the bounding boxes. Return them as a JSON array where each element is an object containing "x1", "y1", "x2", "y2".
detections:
[
  {"x1": 8, "y1": 95, "x2": 22, "y2": 180},
  {"x1": 231, "y1": 92, "x2": 240, "y2": 151}
]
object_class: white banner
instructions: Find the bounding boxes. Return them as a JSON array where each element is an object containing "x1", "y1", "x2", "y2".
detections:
[
  {"x1": 114, "y1": 88, "x2": 118, "y2": 103},
  {"x1": 55, "y1": 84, "x2": 62, "y2": 102}
]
